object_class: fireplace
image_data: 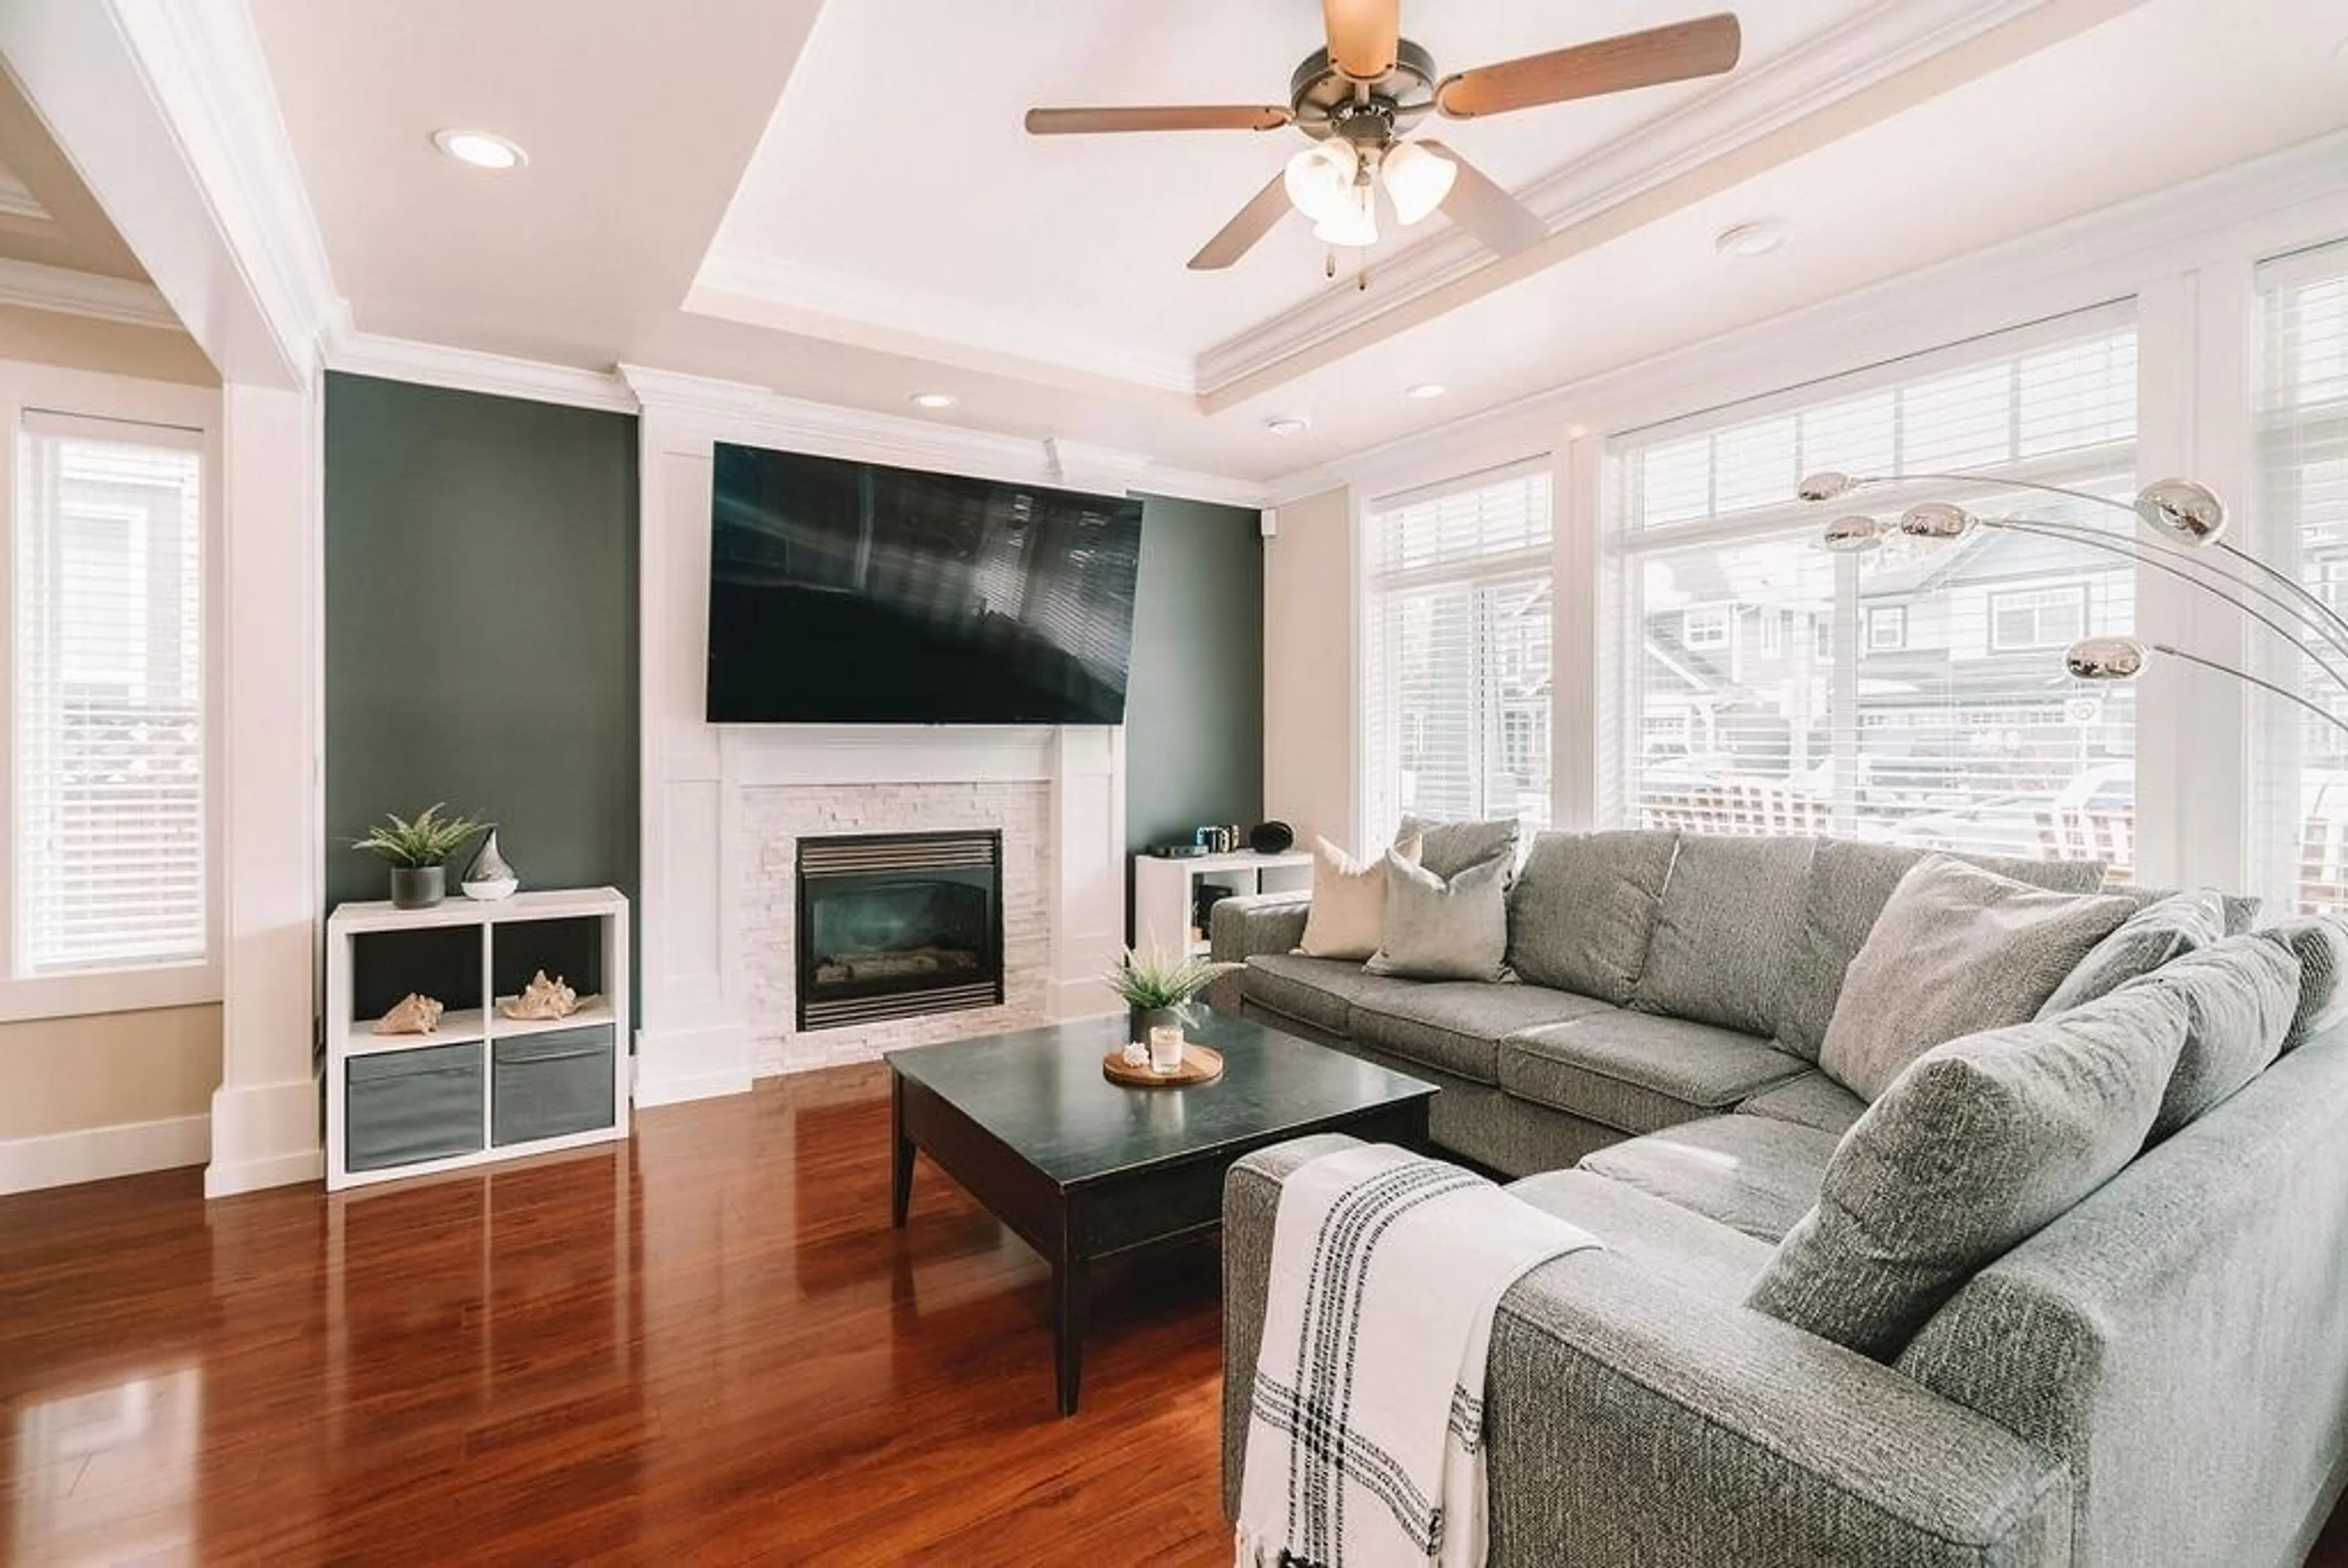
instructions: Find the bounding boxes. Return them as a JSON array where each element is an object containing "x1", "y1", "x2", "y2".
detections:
[{"x1": 795, "y1": 831, "x2": 1004, "y2": 1031}]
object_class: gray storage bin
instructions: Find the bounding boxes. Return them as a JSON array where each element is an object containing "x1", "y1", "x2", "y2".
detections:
[
  {"x1": 347, "y1": 1042, "x2": 484, "y2": 1172},
  {"x1": 492, "y1": 1025, "x2": 615, "y2": 1146}
]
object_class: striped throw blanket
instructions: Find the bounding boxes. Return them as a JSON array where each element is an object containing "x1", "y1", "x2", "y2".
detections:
[{"x1": 1236, "y1": 1143, "x2": 1598, "y2": 1568}]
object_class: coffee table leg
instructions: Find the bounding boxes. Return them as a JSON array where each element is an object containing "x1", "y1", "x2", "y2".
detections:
[
  {"x1": 1053, "y1": 1248, "x2": 1088, "y2": 1418},
  {"x1": 890, "y1": 1071, "x2": 914, "y2": 1228}
]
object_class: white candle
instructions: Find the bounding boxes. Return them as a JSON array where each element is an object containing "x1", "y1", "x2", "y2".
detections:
[{"x1": 1148, "y1": 1023, "x2": 1184, "y2": 1074}]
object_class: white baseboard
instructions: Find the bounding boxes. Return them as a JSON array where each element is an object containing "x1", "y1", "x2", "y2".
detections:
[
  {"x1": 203, "y1": 1075, "x2": 320, "y2": 1198},
  {"x1": 0, "y1": 1114, "x2": 210, "y2": 1195},
  {"x1": 633, "y1": 1063, "x2": 756, "y2": 1108},
  {"x1": 632, "y1": 1021, "x2": 754, "y2": 1107}
]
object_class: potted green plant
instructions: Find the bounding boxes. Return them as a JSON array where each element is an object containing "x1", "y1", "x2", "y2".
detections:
[
  {"x1": 1104, "y1": 944, "x2": 1239, "y2": 1072},
  {"x1": 352, "y1": 804, "x2": 489, "y2": 910}
]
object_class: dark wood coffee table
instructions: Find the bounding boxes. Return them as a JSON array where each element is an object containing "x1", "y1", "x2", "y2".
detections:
[{"x1": 886, "y1": 1011, "x2": 1435, "y2": 1415}]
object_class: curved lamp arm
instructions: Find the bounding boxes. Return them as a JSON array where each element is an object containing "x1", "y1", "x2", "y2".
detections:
[{"x1": 2069, "y1": 635, "x2": 2348, "y2": 740}]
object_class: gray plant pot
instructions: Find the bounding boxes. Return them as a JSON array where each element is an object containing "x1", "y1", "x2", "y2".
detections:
[
  {"x1": 1130, "y1": 1004, "x2": 1182, "y2": 1041},
  {"x1": 389, "y1": 865, "x2": 446, "y2": 910}
]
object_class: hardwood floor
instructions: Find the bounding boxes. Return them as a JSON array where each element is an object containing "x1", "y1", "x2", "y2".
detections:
[{"x1": 2, "y1": 1061, "x2": 2344, "y2": 1565}]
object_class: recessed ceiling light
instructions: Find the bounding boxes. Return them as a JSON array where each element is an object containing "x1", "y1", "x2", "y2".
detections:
[
  {"x1": 909, "y1": 391, "x2": 958, "y2": 410},
  {"x1": 1406, "y1": 383, "x2": 1447, "y2": 400},
  {"x1": 1715, "y1": 220, "x2": 1790, "y2": 259},
  {"x1": 432, "y1": 128, "x2": 528, "y2": 171},
  {"x1": 1264, "y1": 415, "x2": 1311, "y2": 436},
  {"x1": 1567, "y1": 423, "x2": 1592, "y2": 439}
]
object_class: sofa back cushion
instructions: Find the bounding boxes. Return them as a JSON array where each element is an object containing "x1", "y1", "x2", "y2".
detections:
[
  {"x1": 1774, "y1": 838, "x2": 2110, "y2": 1062},
  {"x1": 1505, "y1": 830, "x2": 1678, "y2": 1004},
  {"x1": 2113, "y1": 934, "x2": 2298, "y2": 1141},
  {"x1": 1632, "y1": 834, "x2": 1814, "y2": 1037},
  {"x1": 1820, "y1": 855, "x2": 2133, "y2": 1102},
  {"x1": 1399, "y1": 814, "x2": 1523, "y2": 881},
  {"x1": 1747, "y1": 984, "x2": 2191, "y2": 1361},
  {"x1": 1365, "y1": 850, "x2": 1510, "y2": 982},
  {"x1": 2256, "y1": 915, "x2": 2348, "y2": 1051},
  {"x1": 2034, "y1": 889, "x2": 2225, "y2": 1018}
]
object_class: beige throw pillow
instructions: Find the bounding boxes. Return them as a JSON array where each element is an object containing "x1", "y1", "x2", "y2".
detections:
[
  {"x1": 1820, "y1": 854, "x2": 2133, "y2": 1102},
  {"x1": 1295, "y1": 834, "x2": 1422, "y2": 961}
]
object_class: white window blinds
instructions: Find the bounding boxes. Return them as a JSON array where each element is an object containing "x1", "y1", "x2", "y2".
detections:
[
  {"x1": 2253, "y1": 241, "x2": 2348, "y2": 914},
  {"x1": 1604, "y1": 311, "x2": 2139, "y2": 868},
  {"x1": 14, "y1": 413, "x2": 207, "y2": 972},
  {"x1": 1361, "y1": 462, "x2": 1552, "y2": 850}
]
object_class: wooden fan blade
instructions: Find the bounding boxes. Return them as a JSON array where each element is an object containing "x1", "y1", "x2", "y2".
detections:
[
  {"x1": 1323, "y1": 0, "x2": 1401, "y2": 81},
  {"x1": 1188, "y1": 173, "x2": 1293, "y2": 271},
  {"x1": 1418, "y1": 141, "x2": 1544, "y2": 257},
  {"x1": 1435, "y1": 13, "x2": 1741, "y2": 119},
  {"x1": 1025, "y1": 105, "x2": 1292, "y2": 135}
]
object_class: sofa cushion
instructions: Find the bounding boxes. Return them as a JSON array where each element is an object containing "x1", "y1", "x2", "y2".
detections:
[
  {"x1": 1399, "y1": 813, "x2": 1523, "y2": 880},
  {"x1": 2114, "y1": 933, "x2": 2298, "y2": 1141},
  {"x1": 1746, "y1": 985, "x2": 2191, "y2": 1361},
  {"x1": 1737, "y1": 1070, "x2": 1867, "y2": 1137},
  {"x1": 2120, "y1": 882, "x2": 2262, "y2": 935},
  {"x1": 1241, "y1": 954, "x2": 1417, "y2": 1036},
  {"x1": 1365, "y1": 848, "x2": 1511, "y2": 982},
  {"x1": 2036, "y1": 889, "x2": 2224, "y2": 1018},
  {"x1": 2256, "y1": 916, "x2": 2348, "y2": 1051},
  {"x1": 1505, "y1": 830, "x2": 1679, "y2": 1005},
  {"x1": 1821, "y1": 855, "x2": 2133, "y2": 1102},
  {"x1": 1505, "y1": 1168, "x2": 1773, "y2": 1302},
  {"x1": 1295, "y1": 832, "x2": 1422, "y2": 961},
  {"x1": 1577, "y1": 1115, "x2": 1840, "y2": 1243},
  {"x1": 1349, "y1": 982, "x2": 1611, "y2": 1086},
  {"x1": 1499, "y1": 1010, "x2": 1806, "y2": 1136},
  {"x1": 1775, "y1": 839, "x2": 2111, "y2": 1062},
  {"x1": 1633, "y1": 834, "x2": 1815, "y2": 1037}
]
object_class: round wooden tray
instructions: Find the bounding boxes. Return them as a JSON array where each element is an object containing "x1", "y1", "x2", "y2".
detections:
[{"x1": 1101, "y1": 1043, "x2": 1224, "y2": 1088}]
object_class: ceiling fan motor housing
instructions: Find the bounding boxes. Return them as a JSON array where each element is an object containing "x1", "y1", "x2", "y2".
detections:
[{"x1": 1288, "y1": 39, "x2": 1438, "y2": 149}]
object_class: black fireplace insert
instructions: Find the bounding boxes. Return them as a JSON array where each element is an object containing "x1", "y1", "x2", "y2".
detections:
[{"x1": 795, "y1": 830, "x2": 1004, "y2": 1031}]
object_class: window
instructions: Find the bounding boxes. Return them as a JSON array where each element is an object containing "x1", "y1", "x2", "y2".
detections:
[
  {"x1": 13, "y1": 413, "x2": 207, "y2": 974},
  {"x1": 1362, "y1": 462, "x2": 1552, "y2": 848},
  {"x1": 1604, "y1": 311, "x2": 2138, "y2": 866},
  {"x1": 1988, "y1": 584, "x2": 2088, "y2": 652},
  {"x1": 2254, "y1": 241, "x2": 2348, "y2": 913},
  {"x1": 1758, "y1": 609, "x2": 1785, "y2": 657}
]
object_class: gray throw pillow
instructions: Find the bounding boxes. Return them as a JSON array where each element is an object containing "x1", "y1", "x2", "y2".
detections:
[
  {"x1": 1398, "y1": 814, "x2": 1523, "y2": 881},
  {"x1": 1774, "y1": 839, "x2": 2109, "y2": 1062},
  {"x1": 1505, "y1": 830, "x2": 1679, "y2": 1004},
  {"x1": 1746, "y1": 985, "x2": 2191, "y2": 1361},
  {"x1": 1366, "y1": 850, "x2": 1510, "y2": 982},
  {"x1": 1633, "y1": 834, "x2": 1814, "y2": 1037},
  {"x1": 2256, "y1": 916, "x2": 2348, "y2": 1051},
  {"x1": 1820, "y1": 855, "x2": 2133, "y2": 1102},
  {"x1": 2113, "y1": 934, "x2": 2298, "y2": 1141},
  {"x1": 2036, "y1": 889, "x2": 2226, "y2": 1018}
]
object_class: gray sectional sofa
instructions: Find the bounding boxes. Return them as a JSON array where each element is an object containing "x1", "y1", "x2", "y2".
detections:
[{"x1": 1212, "y1": 828, "x2": 2348, "y2": 1567}]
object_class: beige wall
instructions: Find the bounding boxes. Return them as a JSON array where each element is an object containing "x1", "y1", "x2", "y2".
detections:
[
  {"x1": 0, "y1": 306, "x2": 218, "y2": 385},
  {"x1": 0, "y1": 1005, "x2": 222, "y2": 1142},
  {"x1": 1263, "y1": 485, "x2": 1359, "y2": 853}
]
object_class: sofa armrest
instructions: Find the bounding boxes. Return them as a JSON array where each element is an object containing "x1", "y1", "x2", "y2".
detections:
[
  {"x1": 1222, "y1": 1142, "x2": 2073, "y2": 1567},
  {"x1": 1206, "y1": 892, "x2": 1310, "y2": 1015}
]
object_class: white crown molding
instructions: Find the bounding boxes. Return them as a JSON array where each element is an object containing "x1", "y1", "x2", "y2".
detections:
[
  {"x1": 1280, "y1": 126, "x2": 2348, "y2": 504},
  {"x1": 1194, "y1": 0, "x2": 2071, "y2": 398},
  {"x1": 692, "y1": 248, "x2": 1199, "y2": 396},
  {"x1": 0, "y1": 256, "x2": 179, "y2": 329},
  {"x1": 327, "y1": 323, "x2": 638, "y2": 413},
  {"x1": 0, "y1": 160, "x2": 52, "y2": 224}
]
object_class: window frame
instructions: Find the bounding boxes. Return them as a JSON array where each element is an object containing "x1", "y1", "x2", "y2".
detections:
[
  {"x1": 1866, "y1": 605, "x2": 1908, "y2": 651},
  {"x1": 1986, "y1": 581, "x2": 2091, "y2": 653},
  {"x1": 0, "y1": 361, "x2": 222, "y2": 1023}
]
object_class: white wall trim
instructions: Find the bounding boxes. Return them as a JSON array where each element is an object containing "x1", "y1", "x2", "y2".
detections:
[
  {"x1": 0, "y1": 257, "x2": 180, "y2": 329},
  {"x1": 0, "y1": 162, "x2": 52, "y2": 224},
  {"x1": 204, "y1": 1074, "x2": 322, "y2": 1198},
  {"x1": 0, "y1": 1114, "x2": 209, "y2": 1196},
  {"x1": 325, "y1": 325, "x2": 639, "y2": 413}
]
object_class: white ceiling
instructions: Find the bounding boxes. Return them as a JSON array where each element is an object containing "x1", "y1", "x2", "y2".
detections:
[{"x1": 244, "y1": 0, "x2": 2348, "y2": 487}]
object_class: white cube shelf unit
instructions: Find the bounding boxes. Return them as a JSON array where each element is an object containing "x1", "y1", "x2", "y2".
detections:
[
  {"x1": 1133, "y1": 848, "x2": 1314, "y2": 957},
  {"x1": 325, "y1": 886, "x2": 630, "y2": 1191}
]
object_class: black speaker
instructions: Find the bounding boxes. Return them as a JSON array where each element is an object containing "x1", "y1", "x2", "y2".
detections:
[{"x1": 1249, "y1": 820, "x2": 1294, "y2": 855}]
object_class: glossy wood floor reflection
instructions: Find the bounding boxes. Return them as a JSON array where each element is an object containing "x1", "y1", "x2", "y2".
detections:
[{"x1": 0, "y1": 1064, "x2": 1231, "y2": 1565}]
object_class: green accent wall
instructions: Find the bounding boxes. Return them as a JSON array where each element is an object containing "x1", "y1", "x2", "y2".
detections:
[
  {"x1": 322, "y1": 374, "x2": 639, "y2": 925},
  {"x1": 1124, "y1": 493, "x2": 1265, "y2": 929}
]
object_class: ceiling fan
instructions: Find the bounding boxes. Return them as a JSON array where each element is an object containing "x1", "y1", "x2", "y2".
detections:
[{"x1": 1025, "y1": 1, "x2": 1742, "y2": 273}]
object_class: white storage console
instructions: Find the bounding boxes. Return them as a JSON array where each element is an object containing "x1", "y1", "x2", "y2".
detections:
[
  {"x1": 1133, "y1": 848, "x2": 1313, "y2": 957},
  {"x1": 325, "y1": 887, "x2": 630, "y2": 1191}
]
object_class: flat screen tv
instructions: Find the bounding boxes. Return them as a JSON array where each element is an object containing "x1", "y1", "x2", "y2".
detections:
[{"x1": 706, "y1": 441, "x2": 1145, "y2": 724}]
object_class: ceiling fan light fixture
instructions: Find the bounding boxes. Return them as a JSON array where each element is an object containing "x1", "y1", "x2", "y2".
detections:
[
  {"x1": 1283, "y1": 142, "x2": 1358, "y2": 224},
  {"x1": 1381, "y1": 141, "x2": 1456, "y2": 226},
  {"x1": 1312, "y1": 182, "x2": 1379, "y2": 249}
]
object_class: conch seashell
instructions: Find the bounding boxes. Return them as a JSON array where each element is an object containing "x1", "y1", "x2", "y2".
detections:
[
  {"x1": 373, "y1": 993, "x2": 444, "y2": 1035},
  {"x1": 500, "y1": 970, "x2": 581, "y2": 1021}
]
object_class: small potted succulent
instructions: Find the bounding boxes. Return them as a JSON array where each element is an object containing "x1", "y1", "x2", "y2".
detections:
[
  {"x1": 352, "y1": 804, "x2": 489, "y2": 910},
  {"x1": 1105, "y1": 944, "x2": 1239, "y2": 1073}
]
